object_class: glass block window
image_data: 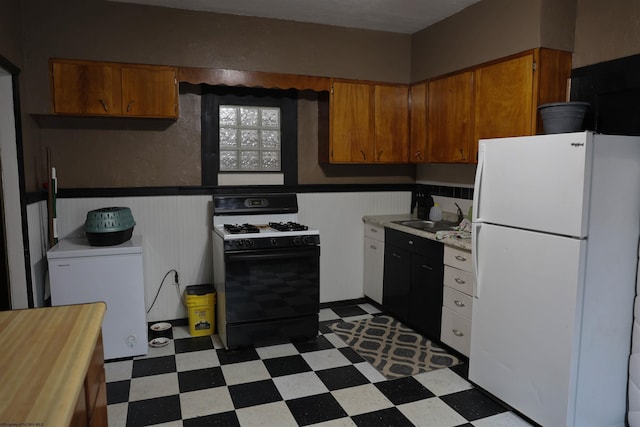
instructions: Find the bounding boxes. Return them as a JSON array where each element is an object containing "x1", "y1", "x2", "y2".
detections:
[{"x1": 219, "y1": 105, "x2": 281, "y2": 171}]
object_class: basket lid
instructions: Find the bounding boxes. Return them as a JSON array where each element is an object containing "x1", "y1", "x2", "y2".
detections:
[{"x1": 84, "y1": 207, "x2": 136, "y2": 233}]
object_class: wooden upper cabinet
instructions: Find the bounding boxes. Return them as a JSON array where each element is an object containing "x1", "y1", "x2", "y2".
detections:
[
  {"x1": 121, "y1": 65, "x2": 179, "y2": 117},
  {"x1": 472, "y1": 54, "x2": 535, "y2": 162},
  {"x1": 329, "y1": 79, "x2": 409, "y2": 163},
  {"x1": 409, "y1": 82, "x2": 428, "y2": 163},
  {"x1": 50, "y1": 58, "x2": 178, "y2": 118},
  {"x1": 422, "y1": 48, "x2": 572, "y2": 164},
  {"x1": 330, "y1": 80, "x2": 374, "y2": 162},
  {"x1": 427, "y1": 71, "x2": 474, "y2": 163},
  {"x1": 51, "y1": 61, "x2": 122, "y2": 115},
  {"x1": 374, "y1": 84, "x2": 409, "y2": 163}
]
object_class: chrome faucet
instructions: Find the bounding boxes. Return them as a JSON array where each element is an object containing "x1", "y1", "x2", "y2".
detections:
[{"x1": 455, "y1": 203, "x2": 464, "y2": 224}]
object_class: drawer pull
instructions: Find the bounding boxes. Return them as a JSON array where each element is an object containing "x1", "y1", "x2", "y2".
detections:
[
  {"x1": 392, "y1": 253, "x2": 401, "y2": 258},
  {"x1": 454, "y1": 300, "x2": 465, "y2": 307},
  {"x1": 370, "y1": 228, "x2": 378, "y2": 233},
  {"x1": 408, "y1": 240, "x2": 414, "y2": 245},
  {"x1": 455, "y1": 255, "x2": 467, "y2": 262},
  {"x1": 452, "y1": 329, "x2": 464, "y2": 337},
  {"x1": 370, "y1": 245, "x2": 377, "y2": 250},
  {"x1": 421, "y1": 264, "x2": 433, "y2": 270},
  {"x1": 455, "y1": 277, "x2": 466, "y2": 284}
]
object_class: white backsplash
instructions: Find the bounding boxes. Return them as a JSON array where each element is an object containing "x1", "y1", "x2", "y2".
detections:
[{"x1": 432, "y1": 196, "x2": 473, "y2": 220}]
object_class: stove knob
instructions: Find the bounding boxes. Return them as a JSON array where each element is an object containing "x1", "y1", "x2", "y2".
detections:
[
  {"x1": 293, "y1": 236, "x2": 302, "y2": 245},
  {"x1": 244, "y1": 239, "x2": 254, "y2": 248},
  {"x1": 270, "y1": 238, "x2": 278, "y2": 247},
  {"x1": 303, "y1": 236, "x2": 314, "y2": 245},
  {"x1": 237, "y1": 240, "x2": 244, "y2": 246}
]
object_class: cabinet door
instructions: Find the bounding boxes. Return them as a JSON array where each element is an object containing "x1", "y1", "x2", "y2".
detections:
[
  {"x1": 427, "y1": 71, "x2": 473, "y2": 163},
  {"x1": 121, "y1": 66, "x2": 178, "y2": 118},
  {"x1": 330, "y1": 80, "x2": 374, "y2": 162},
  {"x1": 382, "y1": 244, "x2": 411, "y2": 322},
  {"x1": 51, "y1": 60, "x2": 122, "y2": 115},
  {"x1": 364, "y1": 236, "x2": 384, "y2": 305},
  {"x1": 374, "y1": 84, "x2": 409, "y2": 162},
  {"x1": 410, "y1": 82, "x2": 428, "y2": 163},
  {"x1": 408, "y1": 253, "x2": 444, "y2": 340},
  {"x1": 473, "y1": 54, "x2": 535, "y2": 162}
]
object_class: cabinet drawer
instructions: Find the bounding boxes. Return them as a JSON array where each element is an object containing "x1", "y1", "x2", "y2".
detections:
[
  {"x1": 440, "y1": 306, "x2": 471, "y2": 357},
  {"x1": 443, "y1": 286, "x2": 472, "y2": 319},
  {"x1": 365, "y1": 223, "x2": 384, "y2": 241},
  {"x1": 385, "y1": 227, "x2": 442, "y2": 256},
  {"x1": 443, "y1": 265, "x2": 474, "y2": 296},
  {"x1": 444, "y1": 246, "x2": 472, "y2": 271}
]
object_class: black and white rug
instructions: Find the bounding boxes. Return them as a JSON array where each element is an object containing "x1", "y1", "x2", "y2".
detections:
[{"x1": 329, "y1": 315, "x2": 462, "y2": 379}]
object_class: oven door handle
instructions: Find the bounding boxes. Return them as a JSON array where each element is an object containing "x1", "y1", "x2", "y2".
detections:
[{"x1": 226, "y1": 247, "x2": 319, "y2": 262}]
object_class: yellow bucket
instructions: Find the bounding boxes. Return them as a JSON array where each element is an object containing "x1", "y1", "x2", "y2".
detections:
[{"x1": 185, "y1": 284, "x2": 216, "y2": 337}]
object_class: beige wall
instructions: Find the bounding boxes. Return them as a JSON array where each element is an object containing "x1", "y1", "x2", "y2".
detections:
[
  {"x1": 0, "y1": 0, "x2": 23, "y2": 67},
  {"x1": 9, "y1": 0, "x2": 640, "y2": 190},
  {"x1": 411, "y1": 0, "x2": 579, "y2": 82},
  {"x1": 23, "y1": 0, "x2": 413, "y2": 114},
  {"x1": 19, "y1": 0, "x2": 414, "y2": 189},
  {"x1": 411, "y1": 0, "x2": 542, "y2": 81},
  {"x1": 0, "y1": 0, "x2": 44, "y2": 192},
  {"x1": 573, "y1": 0, "x2": 640, "y2": 68}
]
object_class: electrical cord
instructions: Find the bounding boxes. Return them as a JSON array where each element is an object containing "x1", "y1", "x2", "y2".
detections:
[{"x1": 147, "y1": 269, "x2": 180, "y2": 314}]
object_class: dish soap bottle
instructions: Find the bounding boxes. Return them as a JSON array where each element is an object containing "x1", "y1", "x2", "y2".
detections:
[{"x1": 429, "y1": 203, "x2": 443, "y2": 221}]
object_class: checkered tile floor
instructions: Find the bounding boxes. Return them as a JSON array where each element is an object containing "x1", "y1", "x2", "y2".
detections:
[{"x1": 106, "y1": 303, "x2": 534, "y2": 426}]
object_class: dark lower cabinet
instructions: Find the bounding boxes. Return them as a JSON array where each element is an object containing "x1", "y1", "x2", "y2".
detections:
[
  {"x1": 382, "y1": 246, "x2": 411, "y2": 321},
  {"x1": 383, "y1": 228, "x2": 444, "y2": 340}
]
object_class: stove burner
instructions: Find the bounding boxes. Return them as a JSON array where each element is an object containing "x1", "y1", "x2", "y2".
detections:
[
  {"x1": 269, "y1": 222, "x2": 309, "y2": 232},
  {"x1": 224, "y1": 223, "x2": 260, "y2": 234}
]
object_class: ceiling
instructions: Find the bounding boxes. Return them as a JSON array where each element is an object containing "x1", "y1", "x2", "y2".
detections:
[{"x1": 107, "y1": 0, "x2": 481, "y2": 34}]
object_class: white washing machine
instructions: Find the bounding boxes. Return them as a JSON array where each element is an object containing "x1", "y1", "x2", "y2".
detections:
[{"x1": 47, "y1": 235, "x2": 148, "y2": 360}]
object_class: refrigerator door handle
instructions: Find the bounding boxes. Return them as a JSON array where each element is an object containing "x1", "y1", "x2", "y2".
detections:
[
  {"x1": 472, "y1": 222, "x2": 481, "y2": 298},
  {"x1": 472, "y1": 147, "x2": 485, "y2": 222}
]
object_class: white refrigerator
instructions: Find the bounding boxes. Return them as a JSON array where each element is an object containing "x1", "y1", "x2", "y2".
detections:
[{"x1": 469, "y1": 131, "x2": 640, "y2": 427}]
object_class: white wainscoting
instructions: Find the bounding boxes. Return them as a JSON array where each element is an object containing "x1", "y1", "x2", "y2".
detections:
[
  {"x1": 27, "y1": 200, "x2": 49, "y2": 307},
  {"x1": 298, "y1": 191, "x2": 411, "y2": 303},
  {"x1": 55, "y1": 195, "x2": 213, "y2": 323},
  {"x1": 38, "y1": 191, "x2": 411, "y2": 322}
]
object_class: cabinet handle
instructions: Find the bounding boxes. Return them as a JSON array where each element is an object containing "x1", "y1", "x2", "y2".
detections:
[
  {"x1": 99, "y1": 99, "x2": 108, "y2": 112},
  {"x1": 378, "y1": 150, "x2": 383, "y2": 159},
  {"x1": 454, "y1": 300, "x2": 465, "y2": 307},
  {"x1": 360, "y1": 150, "x2": 366, "y2": 160},
  {"x1": 392, "y1": 253, "x2": 401, "y2": 258},
  {"x1": 126, "y1": 100, "x2": 135, "y2": 112},
  {"x1": 414, "y1": 151, "x2": 422, "y2": 159},
  {"x1": 408, "y1": 240, "x2": 414, "y2": 245},
  {"x1": 455, "y1": 277, "x2": 466, "y2": 284},
  {"x1": 370, "y1": 228, "x2": 377, "y2": 233},
  {"x1": 452, "y1": 329, "x2": 464, "y2": 337},
  {"x1": 421, "y1": 264, "x2": 432, "y2": 270},
  {"x1": 455, "y1": 255, "x2": 467, "y2": 262},
  {"x1": 370, "y1": 245, "x2": 377, "y2": 250}
]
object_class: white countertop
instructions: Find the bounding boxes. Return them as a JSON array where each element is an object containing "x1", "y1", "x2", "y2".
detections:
[{"x1": 362, "y1": 214, "x2": 472, "y2": 251}]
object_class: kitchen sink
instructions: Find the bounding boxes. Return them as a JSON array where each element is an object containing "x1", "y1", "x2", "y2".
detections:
[{"x1": 391, "y1": 219, "x2": 457, "y2": 233}]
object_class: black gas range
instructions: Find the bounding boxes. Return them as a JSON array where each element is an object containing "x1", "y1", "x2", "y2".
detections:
[{"x1": 212, "y1": 193, "x2": 320, "y2": 349}]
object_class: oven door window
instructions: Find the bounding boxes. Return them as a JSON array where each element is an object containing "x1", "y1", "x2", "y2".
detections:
[{"x1": 224, "y1": 247, "x2": 320, "y2": 323}]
